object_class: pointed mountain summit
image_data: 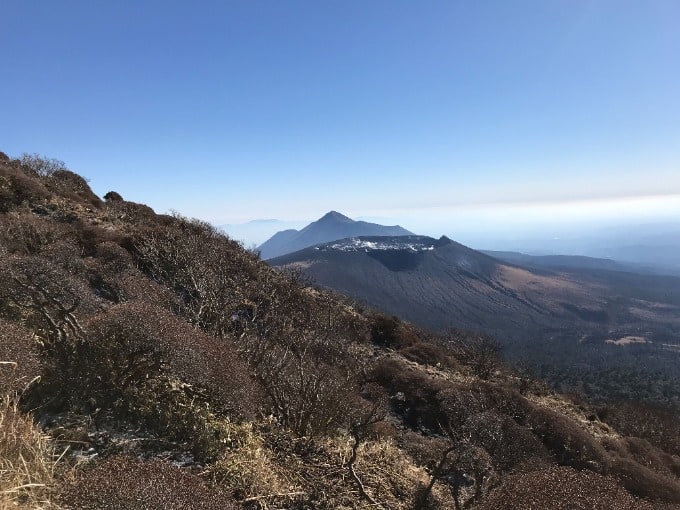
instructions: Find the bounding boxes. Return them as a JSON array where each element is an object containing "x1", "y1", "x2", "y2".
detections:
[
  {"x1": 257, "y1": 211, "x2": 413, "y2": 259},
  {"x1": 315, "y1": 210, "x2": 356, "y2": 225}
]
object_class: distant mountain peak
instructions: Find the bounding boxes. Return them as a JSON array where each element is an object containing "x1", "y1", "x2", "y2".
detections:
[
  {"x1": 318, "y1": 211, "x2": 354, "y2": 223},
  {"x1": 258, "y1": 211, "x2": 414, "y2": 259}
]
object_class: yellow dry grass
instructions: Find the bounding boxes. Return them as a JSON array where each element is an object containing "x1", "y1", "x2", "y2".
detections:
[
  {"x1": 209, "y1": 421, "x2": 296, "y2": 501},
  {"x1": 0, "y1": 397, "x2": 63, "y2": 509}
]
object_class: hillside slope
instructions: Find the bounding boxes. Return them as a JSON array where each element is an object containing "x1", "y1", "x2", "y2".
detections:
[
  {"x1": 271, "y1": 235, "x2": 680, "y2": 407},
  {"x1": 1, "y1": 152, "x2": 679, "y2": 509},
  {"x1": 270, "y1": 235, "x2": 680, "y2": 336}
]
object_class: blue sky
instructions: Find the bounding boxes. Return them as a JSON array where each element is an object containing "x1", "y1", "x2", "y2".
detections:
[{"x1": 2, "y1": 1, "x2": 679, "y2": 244}]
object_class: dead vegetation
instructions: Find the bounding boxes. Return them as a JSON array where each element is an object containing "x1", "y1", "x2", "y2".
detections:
[
  {"x1": 0, "y1": 153, "x2": 679, "y2": 509},
  {"x1": 0, "y1": 398, "x2": 63, "y2": 509}
]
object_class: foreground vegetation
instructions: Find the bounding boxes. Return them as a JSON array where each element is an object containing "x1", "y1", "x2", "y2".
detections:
[{"x1": 1, "y1": 152, "x2": 679, "y2": 509}]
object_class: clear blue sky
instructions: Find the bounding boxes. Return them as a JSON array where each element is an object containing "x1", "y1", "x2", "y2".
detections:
[{"x1": 2, "y1": 1, "x2": 679, "y2": 239}]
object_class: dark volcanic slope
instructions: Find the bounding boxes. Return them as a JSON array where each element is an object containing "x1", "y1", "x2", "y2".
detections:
[
  {"x1": 258, "y1": 211, "x2": 413, "y2": 259},
  {"x1": 271, "y1": 236, "x2": 560, "y2": 335},
  {"x1": 270, "y1": 235, "x2": 680, "y2": 345}
]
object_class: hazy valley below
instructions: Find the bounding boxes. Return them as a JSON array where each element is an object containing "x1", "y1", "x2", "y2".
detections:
[{"x1": 265, "y1": 213, "x2": 680, "y2": 408}]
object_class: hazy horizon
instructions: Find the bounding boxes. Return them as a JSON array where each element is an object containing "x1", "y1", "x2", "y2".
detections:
[
  {"x1": 219, "y1": 206, "x2": 680, "y2": 273},
  {"x1": 3, "y1": 1, "x2": 679, "y2": 253}
]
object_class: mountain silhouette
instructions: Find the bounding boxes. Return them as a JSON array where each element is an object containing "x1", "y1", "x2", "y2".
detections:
[{"x1": 257, "y1": 211, "x2": 413, "y2": 259}]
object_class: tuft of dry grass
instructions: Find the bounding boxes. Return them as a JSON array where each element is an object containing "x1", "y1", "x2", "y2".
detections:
[
  {"x1": 209, "y1": 421, "x2": 295, "y2": 501},
  {"x1": 0, "y1": 397, "x2": 63, "y2": 509}
]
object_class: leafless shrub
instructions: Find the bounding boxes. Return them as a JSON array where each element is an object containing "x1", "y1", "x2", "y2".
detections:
[
  {"x1": 0, "y1": 255, "x2": 96, "y2": 410},
  {"x1": 57, "y1": 455, "x2": 238, "y2": 509},
  {"x1": 233, "y1": 280, "x2": 366, "y2": 437},
  {"x1": 0, "y1": 320, "x2": 40, "y2": 397},
  {"x1": 371, "y1": 357, "x2": 448, "y2": 430},
  {"x1": 446, "y1": 331, "x2": 501, "y2": 380},
  {"x1": 0, "y1": 163, "x2": 51, "y2": 209},
  {"x1": 19, "y1": 154, "x2": 67, "y2": 177},
  {"x1": 43, "y1": 169, "x2": 102, "y2": 208},
  {"x1": 608, "y1": 456, "x2": 680, "y2": 504},
  {"x1": 477, "y1": 465, "x2": 654, "y2": 510},
  {"x1": 412, "y1": 434, "x2": 493, "y2": 510},
  {"x1": 401, "y1": 341, "x2": 458, "y2": 368},
  {"x1": 103, "y1": 190, "x2": 123, "y2": 201},
  {"x1": 526, "y1": 406, "x2": 609, "y2": 471},
  {"x1": 132, "y1": 214, "x2": 258, "y2": 336},
  {"x1": 95, "y1": 241, "x2": 134, "y2": 273},
  {"x1": 442, "y1": 382, "x2": 534, "y2": 425},
  {"x1": 75, "y1": 302, "x2": 261, "y2": 424},
  {"x1": 114, "y1": 272, "x2": 180, "y2": 309},
  {"x1": 599, "y1": 401, "x2": 680, "y2": 457},
  {"x1": 603, "y1": 436, "x2": 680, "y2": 479},
  {"x1": 105, "y1": 199, "x2": 157, "y2": 223},
  {"x1": 365, "y1": 420, "x2": 397, "y2": 440},
  {"x1": 469, "y1": 412, "x2": 550, "y2": 472},
  {"x1": 0, "y1": 211, "x2": 68, "y2": 255},
  {"x1": 370, "y1": 314, "x2": 415, "y2": 348}
]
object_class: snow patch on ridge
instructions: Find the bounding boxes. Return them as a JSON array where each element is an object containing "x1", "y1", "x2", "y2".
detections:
[{"x1": 316, "y1": 237, "x2": 436, "y2": 253}]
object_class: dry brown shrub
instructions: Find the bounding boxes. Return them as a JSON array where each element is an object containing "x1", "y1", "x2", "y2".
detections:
[
  {"x1": 0, "y1": 164, "x2": 50, "y2": 209},
  {"x1": 446, "y1": 332, "x2": 502, "y2": 380},
  {"x1": 609, "y1": 456, "x2": 680, "y2": 504},
  {"x1": 57, "y1": 455, "x2": 237, "y2": 510},
  {"x1": 476, "y1": 465, "x2": 654, "y2": 510},
  {"x1": 65, "y1": 222, "x2": 109, "y2": 256},
  {"x1": 79, "y1": 302, "x2": 261, "y2": 422},
  {"x1": 131, "y1": 214, "x2": 261, "y2": 338},
  {"x1": 104, "y1": 199, "x2": 156, "y2": 223},
  {"x1": 114, "y1": 273, "x2": 180, "y2": 309},
  {"x1": 526, "y1": 406, "x2": 609, "y2": 471},
  {"x1": 365, "y1": 420, "x2": 398, "y2": 440},
  {"x1": 599, "y1": 402, "x2": 680, "y2": 457},
  {"x1": 103, "y1": 191, "x2": 123, "y2": 202},
  {"x1": 95, "y1": 241, "x2": 134, "y2": 273},
  {"x1": 400, "y1": 431, "x2": 451, "y2": 469},
  {"x1": 370, "y1": 313, "x2": 419, "y2": 349},
  {"x1": 43, "y1": 170, "x2": 102, "y2": 208},
  {"x1": 0, "y1": 320, "x2": 40, "y2": 397},
  {"x1": 468, "y1": 412, "x2": 551, "y2": 472},
  {"x1": 18, "y1": 154, "x2": 66, "y2": 178},
  {"x1": 371, "y1": 357, "x2": 448, "y2": 430},
  {"x1": 0, "y1": 399, "x2": 61, "y2": 509},
  {"x1": 0, "y1": 254, "x2": 97, "y2": 332},
  {"x1": 400, "y1": 341, "x2": 457, "y2": 368},
  {"x1": 0, "y1": 212, "x2": 69, "y2": 255},
  {"x1": 603, "y1": 436, "x2": 680, "y2": 479}
]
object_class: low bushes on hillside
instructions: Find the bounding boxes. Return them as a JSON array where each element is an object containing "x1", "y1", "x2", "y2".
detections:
[
  {"x1": 476, "y1": 465, "x2": 655, "y2": 510},
  {"x1": 599, "y1": 401, "x2": 680, "y2": 457},
  {"x1": 57, "y1": 456, "x2": 238, "y2": 510},
  {"x1": 525, "y1": 406, "x2": 610, "y2": 471},
  {"x1": 0, "y1": 320, "x2": 39, "y2": 397}
]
